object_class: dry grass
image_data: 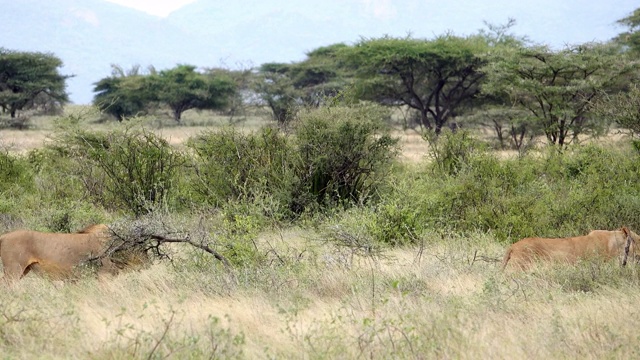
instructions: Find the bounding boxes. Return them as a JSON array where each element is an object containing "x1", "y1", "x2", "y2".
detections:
[{"x1": 1, "y1": 228, "x2": 639, "y2": 358}]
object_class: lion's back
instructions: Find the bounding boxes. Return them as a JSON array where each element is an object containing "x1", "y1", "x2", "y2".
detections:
[
  {"x1": 2, "y1": 230, "x2": 107, "y2": 267},
  {"x1": 504, "y1": 230, "x2": 624, "y2": 270}
]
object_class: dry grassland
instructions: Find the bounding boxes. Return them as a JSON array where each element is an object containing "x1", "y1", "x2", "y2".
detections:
[
  {"x1": 1, "y1": 229, "x2": 639, "y2": 358},
  {"x1": 1, "y1": 109, "x2": 639, "y2": 358}
]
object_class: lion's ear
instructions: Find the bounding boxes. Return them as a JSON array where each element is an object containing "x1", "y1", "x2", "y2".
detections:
[{"x1": 622, "y1": 227, "x2": 631, "y2": 237}]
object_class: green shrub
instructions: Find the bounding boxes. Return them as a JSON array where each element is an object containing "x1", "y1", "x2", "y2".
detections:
[
  {"x1": 364, "y1": 171, "x2": 425, "y2": 246},
  {"x1": 217, "y1": 202, "x2": 266, "y2": 267},
  {"x1": 425, "y1": 129, "x2": 486, "y2": 176},
  {"x1": 0, "y1": 151, "x2": 33, "y2": 194},
  {"x1": 292, "y1": 103, "x2": 399, "y2": 213},
  {"x1": 369, "y1": 201, "x2": 421, "y2": 246},
  {"x1": 187, "y1": 126, "x2": 296, "y2": 218},
  {"x1": 0, "y1": 151, "x2": 35, "y2": 220},
  {"x1": 409, "y1": 141, "x2": 640, "y2": 243},
  {"x1": 50, "y1": 126, "x2": 184, "y2": 216}
]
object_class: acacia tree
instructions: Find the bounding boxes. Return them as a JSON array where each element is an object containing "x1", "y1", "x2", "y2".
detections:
[
  {"x1": 614, "y1": 7, "x2": 640, "y2": 54},
  {"x1": 151, "y1": 64, "x2": 236, "y2": 122},
  {"x1": 289, "y1": 43, "x2": 351, "y2": 107},
  {"x1": 206, "y1": 67, "x2": 253, "y2": 122},
  {"x1": 339, "y1": 35, "x2": 488, "y2": 134},
  {"x1": 482, "y1": 43, "x2": 635, "y2": 147},
  {"x1": 93, "y1": 65, "x2": 156, "y2": 121},
  {"x1": 592, "y1": 83, "x2": 640, "y2": 136},
  {"x1": 253, "y1": 63, "x2": 298, "y2": 124},
  {"x1": 253, "y1": 44, "x2": 351, "y2": 125},
  {"x1": 94, "y1": 64, "x2": 236, "y2": 122},
  {"x1": 0, "y1": 48, "x2": 71, "y2": 118}
]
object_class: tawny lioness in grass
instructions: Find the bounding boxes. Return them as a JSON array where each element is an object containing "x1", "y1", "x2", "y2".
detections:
[
  {"x1": 502, "y1": 227, "x2": 640, "y2": 270},
  {"x1": 0, "y1": 224, "x2": 115, "y2": 281}
]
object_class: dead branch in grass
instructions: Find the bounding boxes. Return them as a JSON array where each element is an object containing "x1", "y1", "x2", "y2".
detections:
[{"x1": 86, "y1": 222, "x2": 231, "y2": 271}]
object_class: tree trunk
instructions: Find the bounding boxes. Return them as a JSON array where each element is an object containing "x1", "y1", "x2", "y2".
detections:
[
  {"x1": 173, "y1": 108, "x2": 182, "y2": 123},
  {"x1": 493, "y1": 120, "x2": 505, "y2": 149},
  {"x1": 420, "y1": 109, "x2": 432, "y2": 131}
]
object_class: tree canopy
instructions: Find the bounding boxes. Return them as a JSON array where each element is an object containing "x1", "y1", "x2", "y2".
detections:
[
  {"x1": 253, "y1": 44, "x2": 350, "y2": 125},
  {"x1": 481, "y1": 43, "x2": 635, "y2": 147},
  {"x1": 93, "y1": 65, "x2": 156, "y2": 121},
  {"x1": 0, "y1": 48, "x2": 71, "y2": 118},
  {"x1": 151, "y1": 65, "x2": 236, "y2": 122},
  {"x1": 615, "y1": 8, "x2": 640, "y2": 54},
  {"x1": 93, "y1": 64, "x2": 236, "y2": 122},
  {"x1": 339, "y1": 35, "x2": 489, "y2": 133}
]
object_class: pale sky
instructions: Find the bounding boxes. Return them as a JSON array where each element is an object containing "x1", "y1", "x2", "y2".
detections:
[{"x1": 104, "y1": 0, "x2": 197, "y2": 17}]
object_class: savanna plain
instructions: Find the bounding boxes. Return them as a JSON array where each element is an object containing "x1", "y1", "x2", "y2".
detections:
[{"x1": 1, "y1": 106, "x2": 640, "y2": 359}]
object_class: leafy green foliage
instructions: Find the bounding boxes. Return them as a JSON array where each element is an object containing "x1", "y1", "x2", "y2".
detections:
[
  {"x1": 593, "y1": 83, "x2": 640, "y2": 136},
  {"x1": 151, "y1": 64, "x2": 236, "y2": 122},
  {"x1": 188, "y1": 104, "x2": 400, "y2": 218},
  {"x1": 369, "y1": 200, "x2": 421, "y2": 246},
  {"x1": 0, "y1": 151, "x2": 33, "y2": 194},
  {"x1": 0, "y1": 151, "x2": 34, "y2": 216},
  {"x1": 253, "y1": 46, "x2": 351, "y2": 125},
  {"x1": 187, "y1": 127, "x2": 296, "y2": 218},
  {"x1": 0, "y1": 48, "x2": 70, "y2": 118},
  {"x1": 93, "y1": 75, "x2": 153, "y2": 121},
  {"x1": 93, "y1": 64, "x2": 236, "y2": 122},
  {"x1": 482, "y1": 43, "x2": 635, "y2": 147},
  {"x1": 207, "y1": 67, "x2": 253, "y2": 121},
  {"x1": 614, "y1": 7, "x2": 640, "y2": 54},
  {"x1": 425, "y1": 129, "x2": 486, "y2": 176},
  {"x1": 339, "y1": 35, "x2": 488, "y2": 133},
  {"x1": 406, "y1": 138, "x2": 640, "y2": 242},
  {"x1": 292, "y1": 104, "x2": 399, "y2": 213},
  {"x1": 217, "y1": 210, "x2": 265, "y2": 267},
  {"x1": 291, "y1": 43, "x2": 352, "y2": 106},
  {"x1": 51, "y1": 126, "x2": 185, "y2": 216},
  {"x1": 253, "y1": 63, "x2": 298, "y2": 124}
]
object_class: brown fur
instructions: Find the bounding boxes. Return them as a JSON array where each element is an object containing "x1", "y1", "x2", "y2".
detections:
[
  {"x1": 0, "y1": 224, "x2": 114, "y2": 281},
  {"x1": 502, "y1": 227, "x2": 640, "y2": 270}
]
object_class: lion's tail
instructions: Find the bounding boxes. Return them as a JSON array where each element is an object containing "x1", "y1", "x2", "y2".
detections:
[{"x1": 502, "y1": 246, "x2": 513, "y2": 271}]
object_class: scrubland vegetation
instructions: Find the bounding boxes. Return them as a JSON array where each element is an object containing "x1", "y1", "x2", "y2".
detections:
[
  {"x1": 2, "y1": 7, "x2": 640, "y2": 358},
  {"x1": 2, "y1": 102, "x2": 640, "y2": 359}
]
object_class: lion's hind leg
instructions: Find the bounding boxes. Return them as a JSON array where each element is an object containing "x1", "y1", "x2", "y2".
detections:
[{"x1": 2, "y1": 257, "x2": 38, "y2": 281}]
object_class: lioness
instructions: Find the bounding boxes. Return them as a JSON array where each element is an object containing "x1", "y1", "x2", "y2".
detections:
[
  {"x1": 502, "y1": 227, "x2": 640, "y2": 270},
  {"x1": 0, "y1": 224, "x2": 114, "y2": 281}
]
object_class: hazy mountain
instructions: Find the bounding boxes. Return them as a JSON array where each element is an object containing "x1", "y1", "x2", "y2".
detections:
[{"x1": 1, "y1": 0, "x2": 635, "y2": 103}]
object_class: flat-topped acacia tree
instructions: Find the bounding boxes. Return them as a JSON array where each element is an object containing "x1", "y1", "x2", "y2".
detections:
[
  {"x1": 339, "y1": 35, "x2": 489, "y2": 134},
  {"x1": 150, "y1": 64, "x2": 237, "y2": 122},
  {"x1": 0, "y1": 48, "x2": 70, "y2": 119},
  {"x1": 94, "y1": 64, "x2": 237, "y2": 122}
]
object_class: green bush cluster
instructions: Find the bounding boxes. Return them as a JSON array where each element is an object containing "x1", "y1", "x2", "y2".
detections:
[
  {"x1": 397, "y1": 134, "x2": 640, "y2": 243},
  {"x1": 187, "y1": 127, "x2": 296, "y2": 217},
  {"x1": 48, "y1": 127, "x2": 184, "y2": 216},
  {"x1": 293, "y1": 104, "x2": 399, "y2": 212},
  {"x1": 4, "y1": 106, "x2": 640, "y2": 249},
  {"x1": 0, "y1": 105, "x2": 399, "y2": 260},
  {"x1": 0, "y1": 151, "x2": 32, "y2": 194},
  {"x1": 0, "y1": 151, "x2": 33, "y2": 216},
  {"x1": 186, "y1": 104, "x2": 399, "y2": 220}
]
